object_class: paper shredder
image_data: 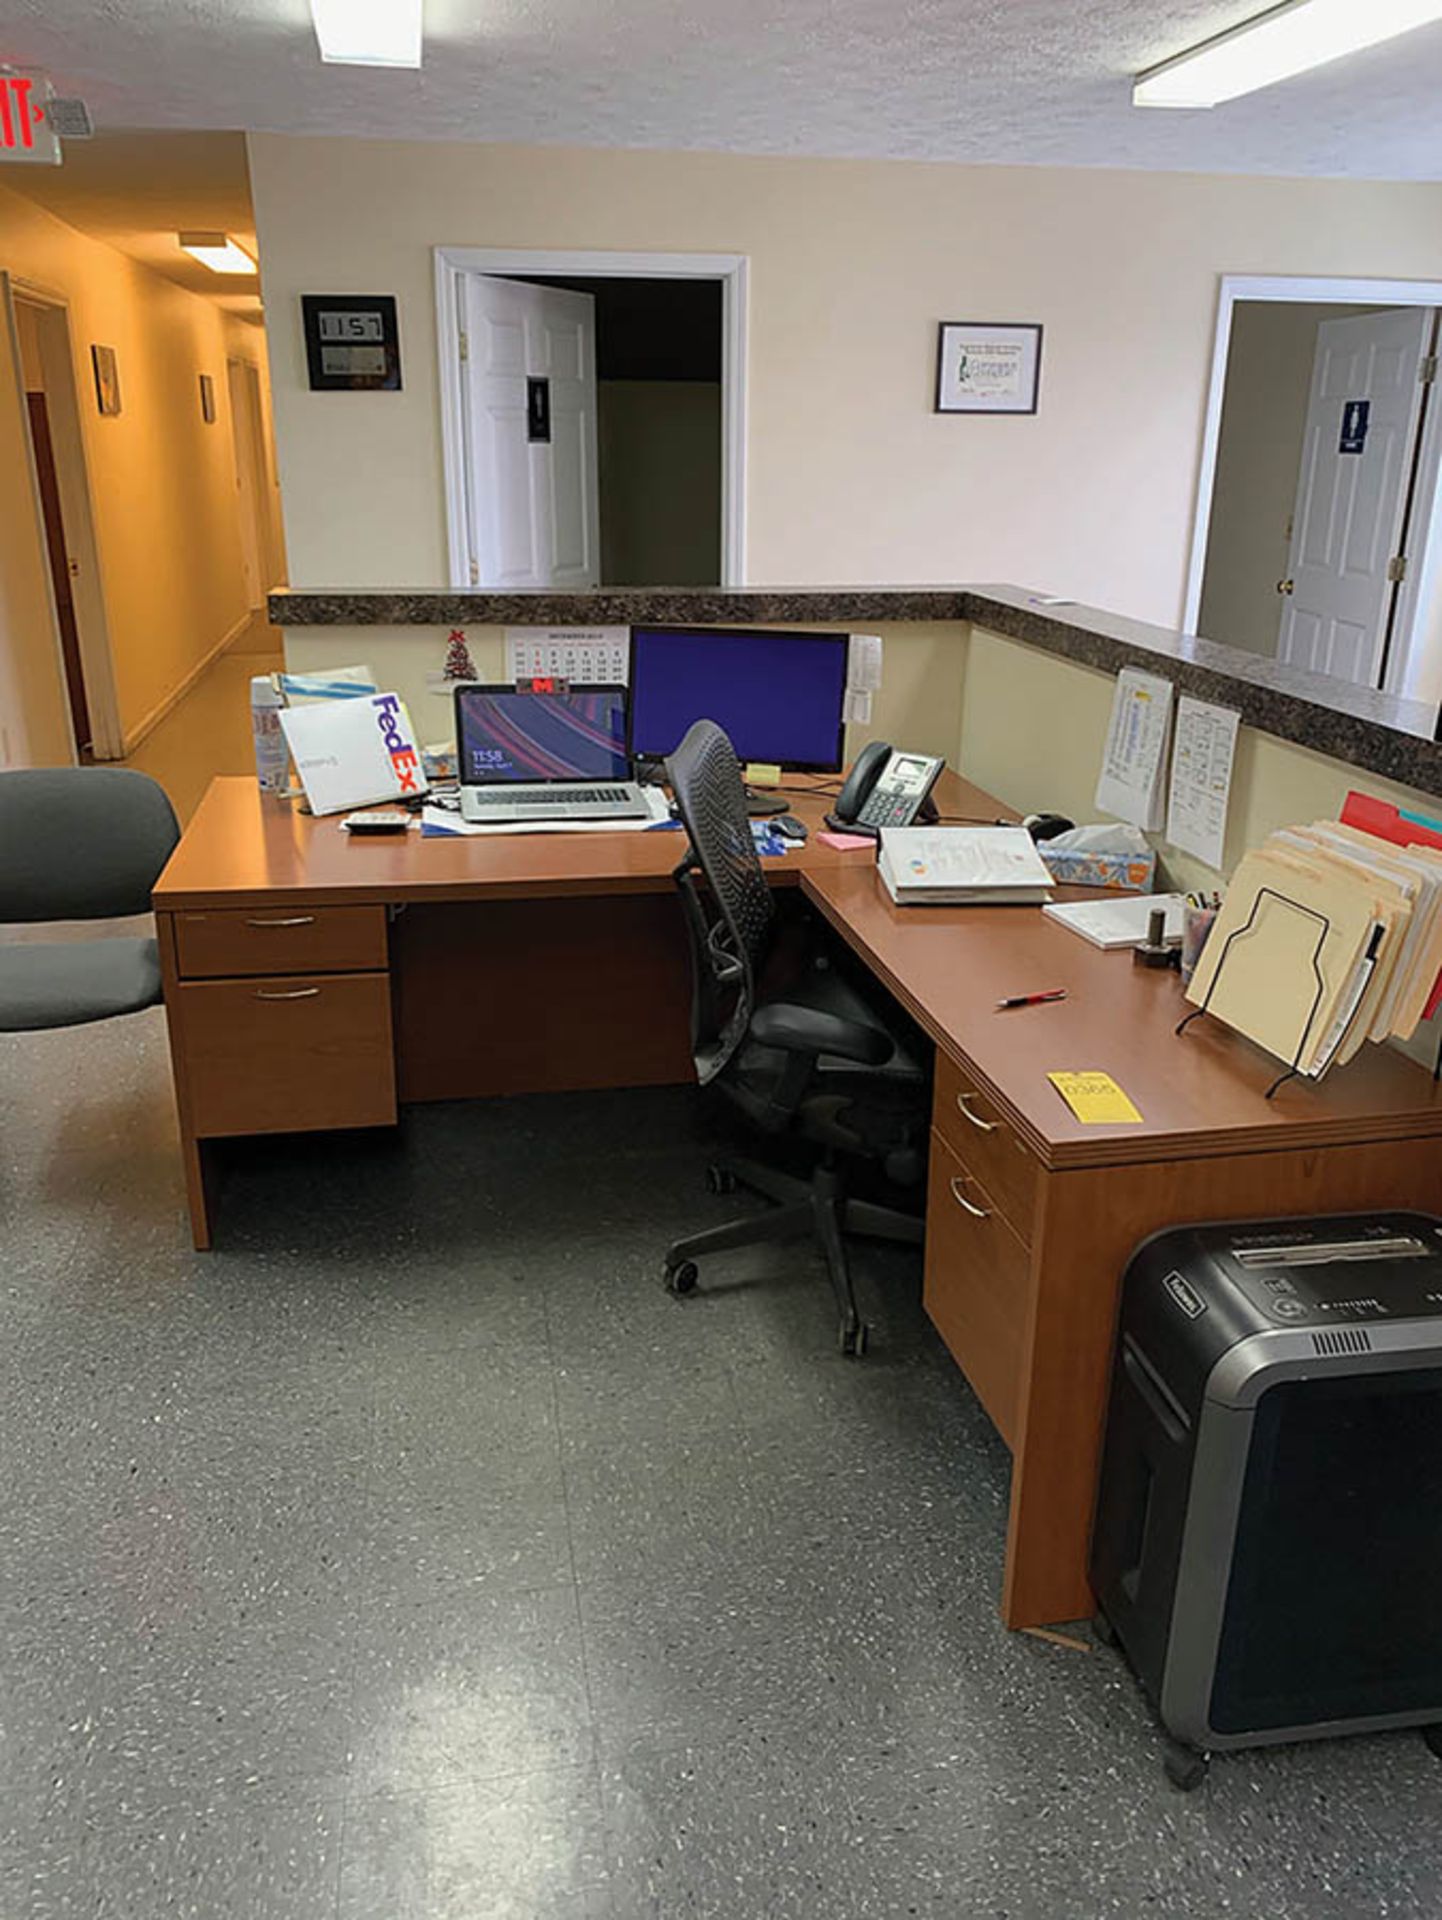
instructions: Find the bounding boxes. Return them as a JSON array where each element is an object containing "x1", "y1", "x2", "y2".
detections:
[{"x1": 1090, "y1": 1212, "x2": 1442, "y2": 1786}]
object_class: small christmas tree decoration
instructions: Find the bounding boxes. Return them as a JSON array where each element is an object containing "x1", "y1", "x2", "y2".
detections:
[{"x1": 443, "y1": 629, "x2": 479, "y2": 681}]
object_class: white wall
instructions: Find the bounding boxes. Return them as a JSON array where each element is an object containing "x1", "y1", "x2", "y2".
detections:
[
  {"x1": 1198, "y1": 302, "x2": 1385, "y2": 658},
  {"x1": 249, "y1": 135, "x2": 1442, "y2": 621}
]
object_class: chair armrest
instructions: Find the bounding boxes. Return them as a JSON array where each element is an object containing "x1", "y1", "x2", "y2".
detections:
[{"x1": 749, "y1": 1001, "x2": 894, "y2": 1066}]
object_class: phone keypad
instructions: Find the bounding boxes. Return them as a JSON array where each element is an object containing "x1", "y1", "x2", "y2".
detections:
[{"x1": 859, "y1": 793, "x2": 915, "y2": 829}]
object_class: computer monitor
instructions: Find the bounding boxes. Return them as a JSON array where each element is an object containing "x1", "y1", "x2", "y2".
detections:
[
  {"x1": 454, "y1": 684, "x2": 630, "y2": 785},
  {"x1": 628, "y1": 626, "x2": 849, "y2": 772}
]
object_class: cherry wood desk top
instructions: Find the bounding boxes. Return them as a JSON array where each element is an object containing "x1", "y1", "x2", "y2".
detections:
[
  {"x1": 802, "y1": 864, "x2": 1442, "y2": 1172},
  {"x1": 153, "y1": 771, "x2": 1014, "y2": 913}
]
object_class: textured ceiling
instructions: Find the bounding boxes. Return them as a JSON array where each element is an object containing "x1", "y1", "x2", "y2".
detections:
[{"x1": 4, "y1": 0, "x2": 1442, "y2": 179}]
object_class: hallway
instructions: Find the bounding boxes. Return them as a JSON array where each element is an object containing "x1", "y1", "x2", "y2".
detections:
[{"x1": 117, "y1": 612, "x2": 281, "y2": 822}]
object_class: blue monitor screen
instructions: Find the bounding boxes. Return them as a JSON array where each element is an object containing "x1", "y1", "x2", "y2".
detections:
[
  {"x1": 455, "y1": 687, "x2": 630, "y2": 784},
  {"x1": 628, "y1": 627, "x2": 848, "y2": 770}
]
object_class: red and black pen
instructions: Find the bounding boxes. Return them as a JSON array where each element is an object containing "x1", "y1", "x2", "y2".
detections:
[{"x1": 996, "y1": 989, "x2": 1067, "y2": 1010}]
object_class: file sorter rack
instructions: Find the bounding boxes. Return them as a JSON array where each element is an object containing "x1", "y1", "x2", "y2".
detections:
[{"x1": 1175, "y1": 886, "x2": 1331, "y2": 1100}]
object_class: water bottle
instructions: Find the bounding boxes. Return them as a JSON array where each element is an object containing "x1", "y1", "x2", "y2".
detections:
[{"x1": 250, "y1": 675, "x2": 288, "y2": 794}]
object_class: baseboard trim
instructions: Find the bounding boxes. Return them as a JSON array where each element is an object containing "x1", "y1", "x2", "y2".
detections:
[{"x1": 120, "y1": 611, "x2": 254, "y2": 757}]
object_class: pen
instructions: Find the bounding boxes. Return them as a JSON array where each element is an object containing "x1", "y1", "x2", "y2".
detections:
[{"x1": 997, "y1": 989, "x2": 1068, "y2": 1010}]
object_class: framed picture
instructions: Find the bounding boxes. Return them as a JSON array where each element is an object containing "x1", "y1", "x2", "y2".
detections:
[
  {"x1": 91, "y1": 344, "x2": 122, "y2": 417},
  {"x1": 935, "y1": 322, "x2": 1042, "y2": 415},
  {"x1": 199, "y1": 372, "x2": 216, "y2": 424}
]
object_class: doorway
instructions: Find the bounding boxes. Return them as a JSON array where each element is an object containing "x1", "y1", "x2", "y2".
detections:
[
  {"x1": 1187, "y1": 276, "x2": 1442, "y2": 705},
  {"x1": 436, "y1": 249, "x2": 747, "y2": 590},
  {"x1": 227, "y1": 356, "x2": 276, "y2": 611},
  {"x1": 10, "y1": 286, "x2": 122, "y2": 758}
]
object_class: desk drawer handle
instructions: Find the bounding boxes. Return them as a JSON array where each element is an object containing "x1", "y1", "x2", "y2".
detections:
[
  {"x1": 254, "y1": 986, "x2": 321, "y2": 1001},
  {"x1": 955, "y1": 1091, "x2": 996, "y2": 1132},
  {"x1": 245, "y1": 916, "x2": 316, "y2": 929},
  {"x1": 949, "y1": 1175, "x2": 991, "y2": 1219}
]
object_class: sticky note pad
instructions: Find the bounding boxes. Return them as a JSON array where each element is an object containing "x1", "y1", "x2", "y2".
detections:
[
  {"x1": 1048, "y1": 1071, "x2": 1143, "y2": 1126},
  {"x1": 745, "y1": 762, "x2": 782, "y2": 788}
]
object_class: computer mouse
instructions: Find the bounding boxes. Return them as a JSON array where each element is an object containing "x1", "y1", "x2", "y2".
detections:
[{"x1": 774, "y1": 814, "x2": 809, "y2": 842}]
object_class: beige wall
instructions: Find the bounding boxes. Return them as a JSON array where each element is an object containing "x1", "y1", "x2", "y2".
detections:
[
  {"x1": 598, "y1": 380, "x2": 721, "y2": 586},
  {"x1": 1197, "y1": 302, "x2": 1383, "y2": 659},
  {"x1": 249, "y1": 135, "x2": 1442, "y2": 619},
  {"x1": 281, "y1": 619, "x2": 964, "y2": 767},
  {"x1": 0, "y1": 185, "x2": 279, "y2": 751}
]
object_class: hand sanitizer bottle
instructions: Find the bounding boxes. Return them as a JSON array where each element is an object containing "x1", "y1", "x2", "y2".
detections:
[{"x1": 250, "y1": 675, "x2": 288, "y2": 794}]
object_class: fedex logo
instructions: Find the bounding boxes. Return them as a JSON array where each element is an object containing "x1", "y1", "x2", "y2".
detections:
[{"x1": 372, "y1": 693, "x2": 420, "y2": 792}]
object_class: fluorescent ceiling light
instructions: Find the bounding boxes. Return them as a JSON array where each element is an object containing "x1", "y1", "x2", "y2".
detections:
[
  {"x1": 178, "y1": 232, "x2": 257, "y2": 274},
  {"x1": 310, "y1": 0, "x2": 422, "y2": 68},
  {"x1": 1134, "y1": 0, "x2": 1442, "y2": 108}
]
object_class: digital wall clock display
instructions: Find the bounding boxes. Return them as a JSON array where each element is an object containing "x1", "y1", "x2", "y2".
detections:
[{"x1": 301, "y1": 295, "x2": 401, "y2": 391}]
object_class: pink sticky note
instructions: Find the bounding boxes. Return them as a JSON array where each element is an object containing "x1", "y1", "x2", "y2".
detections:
[{"x1": 819, "y1": 831, "x2": 876, "y2": 852}]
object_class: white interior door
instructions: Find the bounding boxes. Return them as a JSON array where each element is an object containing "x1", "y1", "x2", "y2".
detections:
[
  {"x1": 461, "y1": 275, "x2": 600, "y2": 589},
  {"x1": 1278, "y1": 307, "x2": 1433, "y2": 686}
]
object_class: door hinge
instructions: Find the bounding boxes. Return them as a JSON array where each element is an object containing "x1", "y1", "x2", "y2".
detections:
[
  {"x1": 458, "y1": 330, "x2": 469, "y2": 363},
  {"x1": 468, "y1": 557, "x2": 480, "y2": 585},
  {"x1": 1388, "y1": 554, "x2": 1408, "y2": 584},
  {"x1": 1421, "y1": 355, "x2": 1437, "y2": 385}
]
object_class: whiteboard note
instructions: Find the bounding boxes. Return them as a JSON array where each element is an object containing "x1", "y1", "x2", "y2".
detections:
[
  {"x1": 1166, "y1": 695, "x2": 1239, "y2": 870},
  {"x1": 1095, "y1": 669, "x2": 1174, "y2": 832}
]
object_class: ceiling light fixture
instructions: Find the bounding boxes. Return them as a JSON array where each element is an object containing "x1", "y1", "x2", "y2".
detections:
[
  {"x1": 178, "y1": 232, "x2": 258, "y2": 274},
  {"x1": 310, "y1": 0, "x2": 423, "y2": 68},
  {"x1": 1134, "y1": 0, "x2": 1442, "y2": 108}
]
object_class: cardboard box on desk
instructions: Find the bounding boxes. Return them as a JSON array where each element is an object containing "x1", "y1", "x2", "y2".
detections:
[{"x1": 280, "y1": 692, "x2": 427, "y2": 815}]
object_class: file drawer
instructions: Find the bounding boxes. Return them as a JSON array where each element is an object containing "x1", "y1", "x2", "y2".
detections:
[
  {"x1": 933, "y1": 1049, "x2": 1039, "y2": 1244},
  {"x1": 179, "y1": 973, "x2": 396, "y2": 1137},
  {"x1": 923, "y1": 1129, "x2": 1031, "y2": 1447},
  {"x1": 175, "y1": 904, "x2": 388, "y2": 980}
]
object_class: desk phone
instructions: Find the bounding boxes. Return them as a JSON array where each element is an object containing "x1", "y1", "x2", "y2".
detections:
[{"x1": 827, "y1": 743, "x2": 945, "y2": 837}]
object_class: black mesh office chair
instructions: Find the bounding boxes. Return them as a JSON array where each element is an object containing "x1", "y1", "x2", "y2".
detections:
[
  {"x1": 661, "y1": 719, "x2": 928, "y2": 1355},
  {"x1": 0, "y1": 768, "x2": 179, "y2": 1031}
]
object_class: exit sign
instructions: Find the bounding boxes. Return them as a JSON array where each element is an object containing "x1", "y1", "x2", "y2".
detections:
[{"x1": 0, "y1": 68, "x2": 61, "y2": 165}]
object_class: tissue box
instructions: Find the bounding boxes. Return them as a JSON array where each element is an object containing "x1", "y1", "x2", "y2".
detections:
[{"x1": 1039, "y1": 847, "x2": 1157, "y2": 891}]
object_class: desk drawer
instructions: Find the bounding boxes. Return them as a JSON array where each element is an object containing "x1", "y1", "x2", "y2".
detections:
[
  {"x1": 933, "y1": 1050, "x2": 1039, "y2": 1244},
  {"x1": 923, "y1": 1129, "x2": 1031, "y2": 1448},
  {"x1": 175, "y1": 905, "x2": 388, "y2": 979},
  {"x1": 179, "y1": 973, "x2": 396, "y2": 1137}
]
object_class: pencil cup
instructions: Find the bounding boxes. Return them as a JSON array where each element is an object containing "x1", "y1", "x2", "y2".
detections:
[{"x1": 1180, "y1": 905, "x2": 1218, "y2": 987}]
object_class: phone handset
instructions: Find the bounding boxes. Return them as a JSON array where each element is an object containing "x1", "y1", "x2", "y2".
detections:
[{"x1": 826, "y1": 742, "x2": 945, "y2": 838}]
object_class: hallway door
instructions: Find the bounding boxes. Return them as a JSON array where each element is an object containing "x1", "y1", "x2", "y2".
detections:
[
  {"x1": 1278, "y1": 307, "x2": 1434, "y2": 686},
  {"x1": 25, "y1": 390, "x2": 91, "y2": 753},
  {"x1": 461, "y1": 275, "x2": 600, "y2": 588}
]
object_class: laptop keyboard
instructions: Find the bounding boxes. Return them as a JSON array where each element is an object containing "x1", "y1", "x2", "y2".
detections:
[{"x1": 469, "y1": 788, "x2": 632, "y2": 807}]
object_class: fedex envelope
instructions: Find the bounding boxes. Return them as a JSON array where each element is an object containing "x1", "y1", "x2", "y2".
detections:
[{"x1": 280, "y1": 691, "x2": 426, "y2": 814}]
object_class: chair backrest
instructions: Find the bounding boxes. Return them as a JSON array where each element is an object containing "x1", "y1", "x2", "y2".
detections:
[
  {"x1": 0, "y1": 768, "x2": 180, "y2": 923},
  {"x1": 665, "y1": 719, "x2": 775, "y2": 1084}
]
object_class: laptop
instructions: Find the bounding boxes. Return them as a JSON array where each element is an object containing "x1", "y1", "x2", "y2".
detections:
[{"x1": 455, "y1": 683, "x2": 652, "y2": 823}]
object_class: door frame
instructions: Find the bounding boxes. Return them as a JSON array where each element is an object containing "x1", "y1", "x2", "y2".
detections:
[
  {"x1": 1185, "y1": 275, "x2": 1442, "y2": 700},
  {"x1": 435, "y1": 247, "x2": 748, "y2": 588},
  {"x1": 4, "y1": 275, "x2": 124, "y2": 758}
]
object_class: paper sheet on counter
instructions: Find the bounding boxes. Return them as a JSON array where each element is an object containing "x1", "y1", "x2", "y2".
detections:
[
  {"x1": 1095, "y1": 669, "x2": 1173, "y2": 832},
  {"x1": 1165, "y1": 695, "x2": 1239, "y2": 870}
]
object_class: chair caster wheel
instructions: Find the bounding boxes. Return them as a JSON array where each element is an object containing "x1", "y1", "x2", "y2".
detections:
[
  {"x1": 1422, "y1": 1725, "x2": 1442, "y2": 1762},
  {"x1": 705, "y1": 1164, "x2": 736, "y2": 1195},
  {"x1": 1162, "y1": 1740, "x2": 1209, "y2": 1792},
  {"x1": 839, "y1": 1320, "x2": 870, "y2": 1357},
  {"x1": 665, "y1": 1261, "x2": 699, "y2": 1296},
  {"x1": 1092, "y1": 1611, "x2": 1118, "y2": 1649}
]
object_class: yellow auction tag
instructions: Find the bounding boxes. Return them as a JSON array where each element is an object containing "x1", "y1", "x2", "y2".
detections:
[
  {"x1": 1048, "y1": 1070, "x2": 1143, "y2": 1125},
  {"x1": 745, "y1": 762, "x2": 783, "y2": 789}
]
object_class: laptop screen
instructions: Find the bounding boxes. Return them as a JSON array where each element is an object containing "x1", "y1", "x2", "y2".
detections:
[{"x1": 455, "y1": 685, "x2": 631, "y2": 785}]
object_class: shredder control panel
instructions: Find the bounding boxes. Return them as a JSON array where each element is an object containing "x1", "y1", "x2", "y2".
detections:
[{"x1": 1217, "y1": 1222, "x2": 1442, "y2": 1327}]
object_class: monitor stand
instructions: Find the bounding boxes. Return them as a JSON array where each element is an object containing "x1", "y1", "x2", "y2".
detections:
[{"x1": 744, "y1": 789, "x2": 789, "y2": 819}]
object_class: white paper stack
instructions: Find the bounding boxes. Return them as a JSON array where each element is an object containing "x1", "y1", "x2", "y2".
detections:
[{"x1": 877, "y1": 827, "x2": 1054, "y2": 906}]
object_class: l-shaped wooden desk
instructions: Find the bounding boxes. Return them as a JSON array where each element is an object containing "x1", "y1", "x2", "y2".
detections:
[{"x1": 153, "y1": 773, "x2": 1442, "y2": 1629}]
